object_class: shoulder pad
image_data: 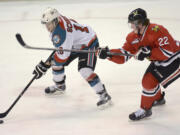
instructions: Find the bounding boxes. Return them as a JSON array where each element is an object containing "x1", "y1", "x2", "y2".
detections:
[{"x1": 52, "y1": 24, "x2": 66, "y2": 47}]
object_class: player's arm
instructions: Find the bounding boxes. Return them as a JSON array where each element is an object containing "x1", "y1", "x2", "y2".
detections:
[
  {"x1": 108, "y1": 47, "x2": 133, "y2": 64},
  {"x1": 98, "y1": 40, "x2": 135, "y2": 64},
  {"x1": 98, "y1": 47, "x2": 133, "y2": 64}
]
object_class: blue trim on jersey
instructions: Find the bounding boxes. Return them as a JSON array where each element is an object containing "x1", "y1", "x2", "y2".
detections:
[
  {"x1": 52, "y1": 69, "x2": 64, "y2": 75},
  {"x1": 54, "y1": 60, "x2": 66, "y2": 66},
  {"x1": 71, "y1": 52, "x2": 78, "y2": 55},
  {"x1": 52, "y1": 24, "x2": 66, "y2": 48},
  {"x1": 89, "y1": 78, "x2": 100, "y2": 87},
  {"x1": 83, "y1": 38, "x2": 98, "y2": 50},
  {"x1": 90, "y1": 39, "x2": 98, "y2": 48}
]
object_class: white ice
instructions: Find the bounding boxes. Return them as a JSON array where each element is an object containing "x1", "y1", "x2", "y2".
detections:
[{"x1": 0, "y1": 0, "x2": 180, "y2": 135}]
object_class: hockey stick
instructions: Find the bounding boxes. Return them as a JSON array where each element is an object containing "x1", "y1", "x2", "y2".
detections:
[
  {"x1": 16, "y1": 33, "x2": 134, "y2": 57},
  {"x1": 0, "y1": 51, "x2": 55, "y2": 118}
]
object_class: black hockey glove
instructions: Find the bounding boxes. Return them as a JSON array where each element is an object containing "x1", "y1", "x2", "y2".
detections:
[
  {"x1": 33, "y1": 60, "x2": 51, "y2": 79},
  {"x1": 98, "y1": 46, "x2": 111, "y2": 59},
  {"x1": 135, "y1": 46, "x2": 151, "y2": 61}
]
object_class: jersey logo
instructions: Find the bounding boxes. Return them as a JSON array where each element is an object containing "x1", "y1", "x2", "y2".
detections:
[
  {"x1": 152, "y1": 25, "x2": 160, "y2": 32},
  {"x1": 132, "y1": 10, "x2": 138, "y2": 17},
  {"x1": 52, "y1": 35, "x2": 61, "y2": 44},
  {"x1": 131, "y1": 38, "x2": 139, "y2": 44}
]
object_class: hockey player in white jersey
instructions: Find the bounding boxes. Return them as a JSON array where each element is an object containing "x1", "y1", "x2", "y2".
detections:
[{"x1": 33, "y1": 7, "x2": 111, "y2": 107}]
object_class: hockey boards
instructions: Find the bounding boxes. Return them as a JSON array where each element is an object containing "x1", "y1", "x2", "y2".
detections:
[{"x1": 15, "y1": 33, "x2": 133, "y2": 57}]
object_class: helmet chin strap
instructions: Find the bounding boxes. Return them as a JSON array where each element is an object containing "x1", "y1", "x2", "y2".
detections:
[
  {"x1": 48, "y1": 19, "x2": 58, "y2": 32},
  {"x1": 137, "y1": 27, "x2": 141, "y2": 35},
  {"x1": 135, "y1": 24, "x2": 141, "y2": 35}
]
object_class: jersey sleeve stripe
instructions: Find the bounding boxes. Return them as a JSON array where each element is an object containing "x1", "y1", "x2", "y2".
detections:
[
  {"x1": 87, "y1": 35, "x2": 97, "y2": 47},
  {"x1": 142, "y1": 85, "x2": 160, "y2": 97},
  {"x1": 159, "y1": 47, "x2": 173, "y2": 58},
  {"x1": 86, "y1": 73, "x2": 97, "y2": 81},
  {"x1": 119, "y1": 48, "x2": 132, "y2": 62},
  {"x1": 80, "y1": 35, "x2": 97, "y2": 50},
  {"x1": 59, "y1": 16, "x2": 65, "y2": 30}
]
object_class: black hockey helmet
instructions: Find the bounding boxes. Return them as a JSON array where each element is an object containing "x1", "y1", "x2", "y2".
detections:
[{"x1": 128, "y1": 8, "x2": 148, "y2": 25}]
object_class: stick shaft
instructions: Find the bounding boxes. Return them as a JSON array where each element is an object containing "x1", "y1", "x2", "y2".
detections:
[
  {"x1": 0, "y1": 51, "x2": 55, "y2": 118},
  {"x1": 16, "y1": 33, "x2": 134, "y2": 57}
]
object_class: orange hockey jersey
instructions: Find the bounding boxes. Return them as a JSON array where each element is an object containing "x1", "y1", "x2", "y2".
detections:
[{"x1": 109, "y1": 23, "x2": 180, "y2": 64}]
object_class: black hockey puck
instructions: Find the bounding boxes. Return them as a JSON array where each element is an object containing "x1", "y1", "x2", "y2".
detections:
[{"x1": 0, "y1": 120, "x2": 4, "y2": 124}]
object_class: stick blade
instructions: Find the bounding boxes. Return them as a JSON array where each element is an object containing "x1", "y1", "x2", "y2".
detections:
[
  {"x1": 16, "y1": 33, "x2": 26, "y2": 46},
  {"x1": 0, "y1": 112, "x2": 7, "y2": 118}
]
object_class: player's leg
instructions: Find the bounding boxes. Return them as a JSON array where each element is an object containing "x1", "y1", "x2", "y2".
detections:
[
  {"x1": 129, "y1": 64, "x2": 165, "y2": 120},
  {"x1": 141, "y1": 72, "x2": 165, "y2": 108},
  {"x1": 45, "y1": 53, "x2": 78, "y2": 95},
  {"x1": 129, "y1": 51, "x2": 180, "y2": 120},
  {"x1": 45, "y1": 65, "x2": 66, "y2": 94},
  {"x1": 79, "y1": 67, "x2": 111, "y2": 106},
  {"x1": 140, "y1": 50, "x2": 180, "y2": 107},
  {"x1": 78, "y1": 45, "x2": 111, "y2": 106},
  {"x1": 152, "y1": 51, "x2": 180, "y2": 88}
]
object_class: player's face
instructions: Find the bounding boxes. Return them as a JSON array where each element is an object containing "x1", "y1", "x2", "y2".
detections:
[
  {"x1": 130, "y1": 23, "x2": 143, "y2": 34},
  {"x1": 45, "y1": 22, "x2": 55, "y2": 32}
]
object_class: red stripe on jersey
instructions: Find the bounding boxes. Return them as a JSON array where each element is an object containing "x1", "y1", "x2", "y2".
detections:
[
  {"x1": 161, "y1": 68, "x2": 180, "y2": 86},
  {"x1": 88, "y1": 52, "x2": 90, "y2": 66},
  {"x1": 54, "y1": 53, "x2": 69, "y2": 63},
  {"x1": 86, "y1": 73, "x2": 97, "y2": 81},
  {"x1": 58, "y1": 17, "x2": 65, "y2": 30},
  {"x1": 80, "y1": 35, "x2": 97, "y2": 50},
  {"x1": 87, "y1": 35, "x2": 97, "y2": 47}
]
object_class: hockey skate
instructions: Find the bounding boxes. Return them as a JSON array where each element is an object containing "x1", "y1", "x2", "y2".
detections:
[
  {"x1": 97, "y1": 90, "x2": 112, "y2": 108},
  {"x1": 152, "y1": 92, "x2": 166, "y2": 107},
  {"x1": 45, "y1": 84, "x2": 66, "y2": 95},
  {"x1": 129, "y1": 108, "x2": 152, "y2": 121}
]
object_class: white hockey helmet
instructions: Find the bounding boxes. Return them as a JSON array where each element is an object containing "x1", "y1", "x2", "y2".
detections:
[{"x1": 41, "y1": 7, "x2": 60, "y2": 24}]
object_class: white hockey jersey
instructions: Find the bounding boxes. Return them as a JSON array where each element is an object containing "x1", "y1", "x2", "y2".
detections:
[{"x1": 51, "y1": 15, "x2": 97, "y2": 65}]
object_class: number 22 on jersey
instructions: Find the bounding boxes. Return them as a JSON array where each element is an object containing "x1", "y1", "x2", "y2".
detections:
[{"x1": 158, "y1": 36, "x2": 169, "y2": 46}]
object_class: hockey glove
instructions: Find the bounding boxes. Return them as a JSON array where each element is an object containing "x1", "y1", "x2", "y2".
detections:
[
  {"x1": 98, "y1": 46, "x2": 111, "y2": 59},
  {"x1": 135, "y1": 46, "x2": 151, "y2": 61},
  {"x1": 33, "y1": 60, "x2": 51, "y2": 79}
]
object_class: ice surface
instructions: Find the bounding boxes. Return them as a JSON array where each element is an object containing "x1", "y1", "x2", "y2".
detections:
[{"x1": 0, "y1": 0, "x2": 179, "y2": 135}]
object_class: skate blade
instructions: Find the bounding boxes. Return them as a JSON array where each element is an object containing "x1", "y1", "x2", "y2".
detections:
[
  {"x1": 45, "y1": 91, "x2": 65, "y2": 98},
  {"x1": 98, "y1": 100, "x2": 113, "y2": 110},
  {"x1": 129, "y1": 116, "x2": 152, "y2": 122},
  {"x1": 152, "y1": 100, "x2": 166, "y2": 107}
]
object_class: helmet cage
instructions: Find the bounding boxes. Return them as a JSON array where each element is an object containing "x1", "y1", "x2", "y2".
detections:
[{"x1": 41, "y1": 7, "x2": 60, "y2": 24}]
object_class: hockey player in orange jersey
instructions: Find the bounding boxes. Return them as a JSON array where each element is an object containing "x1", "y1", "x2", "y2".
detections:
[{"x1": 98, "y1": 8, "x2": 180, "y2": 120}]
